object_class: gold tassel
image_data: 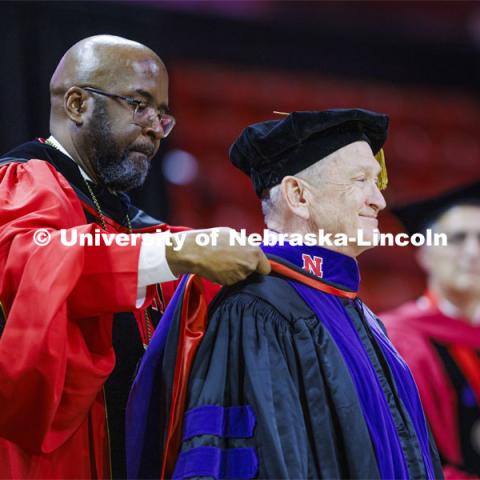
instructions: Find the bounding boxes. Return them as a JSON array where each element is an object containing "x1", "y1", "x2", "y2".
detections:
[{"x1": 375, "y1": 148, "x2": 388, "y2": 191}]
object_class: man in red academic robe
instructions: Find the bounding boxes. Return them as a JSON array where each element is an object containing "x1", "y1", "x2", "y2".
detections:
[
  {"x1": 381, "y1": 181, "x2": 480, "y2": 479},
  {"x1": 0, "y1": 35, "x2": 270, "y2": 479}
]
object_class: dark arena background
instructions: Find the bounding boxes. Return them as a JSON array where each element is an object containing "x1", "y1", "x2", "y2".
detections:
[{"x1": 1, "y1": 0, "x2": 480, "y2": 311}]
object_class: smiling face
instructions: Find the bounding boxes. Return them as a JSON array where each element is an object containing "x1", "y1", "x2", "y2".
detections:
[
  {"x1": 301, "y1": 140, "x2": 386, "y2": 254},
  {"x1": 419, "y1": 205, "x2": 480, "y2": 296}
]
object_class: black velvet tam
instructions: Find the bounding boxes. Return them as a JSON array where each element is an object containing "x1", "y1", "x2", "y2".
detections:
[
  {"x1": 393, "y1": 180, "x2": 480, "y2": 235},
  {"x1": 229, "y1": 108, "x2": 389, "y2": 197}
]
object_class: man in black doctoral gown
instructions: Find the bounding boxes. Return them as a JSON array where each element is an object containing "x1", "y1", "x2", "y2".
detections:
[{"x1": 128, "y1": 109, "x2": 444, "y2": 479}]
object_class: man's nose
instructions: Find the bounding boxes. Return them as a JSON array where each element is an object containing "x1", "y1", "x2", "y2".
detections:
[
  {"x1": 369, "y1": 182, "x2": 387, "y2": 212},
  {"x1": 142, "y1": 117, "x2": 164, "y2": 141}
]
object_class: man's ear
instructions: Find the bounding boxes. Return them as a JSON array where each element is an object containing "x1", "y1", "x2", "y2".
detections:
[
  {"x1": 64, "y1": 87, "x2": 89, "y2": 125},
  {"x1": 281, "y1": 176, "x2": 310, "y2": 220}
]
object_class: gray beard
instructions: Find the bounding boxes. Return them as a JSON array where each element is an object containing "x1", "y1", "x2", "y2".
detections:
[
  {"x1": 95, "y1": 151, "x2": 150, "y2": 192},
  {"x1": 87, "y1": 100, "x2": 151, "y2": 192}
]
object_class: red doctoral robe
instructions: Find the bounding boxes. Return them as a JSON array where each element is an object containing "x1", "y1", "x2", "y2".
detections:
[
  {"x1": 0, "y1": 150, "x2": 218, "y2": 478},
  {"x1": 382, "y1": 294, "x2": 480, "y2": 479}
]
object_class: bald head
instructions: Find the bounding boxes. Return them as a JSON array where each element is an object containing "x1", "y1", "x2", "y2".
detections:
[
  {"x1": 50, "y1": 35, "x2": 166, "y2": 98},
  {"x1": 48, "y1": 35, "x2": 170, "y2": 191}
]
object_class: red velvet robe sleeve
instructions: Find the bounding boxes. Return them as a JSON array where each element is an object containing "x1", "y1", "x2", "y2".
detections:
[{"x1": 0, "y1": 160, "x2": 141, "y2": 454}]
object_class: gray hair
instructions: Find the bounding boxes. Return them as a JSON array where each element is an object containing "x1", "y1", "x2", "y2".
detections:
[
  {"x1": 261, "y1": 160, "x2": 326, "y2": 226},
  {"x1": 261, "y1": 184, "x2": 283, "y2": 227}
]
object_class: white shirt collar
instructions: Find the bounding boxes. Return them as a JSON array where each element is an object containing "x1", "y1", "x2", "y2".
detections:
[{"x1": 47, "y1": 135, "x2": 93, "y2": 183}]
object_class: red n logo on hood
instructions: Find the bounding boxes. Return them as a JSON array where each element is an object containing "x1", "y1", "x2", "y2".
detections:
[{"x1": 301, "y1": 254, "x2": 323, "y2": 277}]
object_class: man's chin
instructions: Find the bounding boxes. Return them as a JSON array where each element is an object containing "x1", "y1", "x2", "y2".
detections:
[
  {"x1": 103, "y1": 159, "x2": 150, "y2": 191},
  {"x1": 355, "y1": 224, "x2": 377, "y2": 241},
  {"x1": 102, "y1": 170, "x2": 149, "y2": 192},
  {"x1": 129, "y1": 151, "x2": 151, "y2": 163}
]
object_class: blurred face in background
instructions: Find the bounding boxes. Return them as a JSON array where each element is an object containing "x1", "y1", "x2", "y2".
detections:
[{"x1": 419, "y1": 205, "x2": 480, "y2": 297}]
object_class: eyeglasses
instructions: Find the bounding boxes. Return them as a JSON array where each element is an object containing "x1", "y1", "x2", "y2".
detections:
[{"x1": 82, "y1": 86, "x2": 176, "y2": 138}]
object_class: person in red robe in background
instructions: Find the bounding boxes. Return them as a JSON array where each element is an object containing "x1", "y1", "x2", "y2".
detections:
[
  {"x1": 0, "y1": 35, "x2": 270, "y2": 479},
  {"x1": 381, "y1": 180, "x2": 480, "y2": 479}
]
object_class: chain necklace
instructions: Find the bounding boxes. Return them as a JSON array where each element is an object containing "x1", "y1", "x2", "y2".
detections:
[
  {"x1": 81, "y1": 178, "x2": 133, "y2": 234},
  {"x1": 82, "y1": 178, "x2": 108, "y2": 231},
  {"x1": 81, "y1": 181, "x2": 153, "y2": 347},
  {"x1": 83, "y1": 182, "x2": 153, "y2": 347},
  {"x1": 44, "y1": 138, "x2": 152, "y2": 346}
]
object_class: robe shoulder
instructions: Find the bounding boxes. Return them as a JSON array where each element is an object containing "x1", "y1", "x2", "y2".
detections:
[
  {"x1": 380, "y1": 302, "x2": 433, "y2": 361},
  {"x1": 381, "y1": 301, "x2": 423, "y2": 329},
  {"x1": 0, "y1": 151, "x2": 168, "y2": 230},
  {"x1": 0, "y1": 157, "x2": 83, "y2": 214},
  {"x1": 210, "y1": 273, "x2": 316, "y2": 323}
]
